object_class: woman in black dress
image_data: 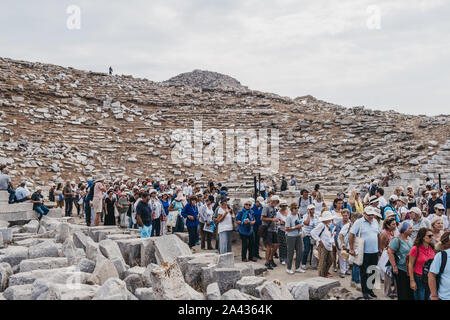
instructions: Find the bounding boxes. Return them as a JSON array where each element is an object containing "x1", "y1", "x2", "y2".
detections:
[{"x1": 104, "y1": 190, "x2": 117, "y2": 226}]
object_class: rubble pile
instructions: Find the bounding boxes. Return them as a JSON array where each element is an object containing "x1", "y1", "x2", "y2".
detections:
[{"x1": 0, "y1": 57, "x2": 448, "y2": 194}]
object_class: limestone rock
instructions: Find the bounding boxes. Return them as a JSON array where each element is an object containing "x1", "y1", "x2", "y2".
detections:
[
  {"x1": 287, "y1": 281, "x2": 310, "y2": 300},
  {"x1": 92, "y1": 278, "x2": 137, "y2": 300},
  {"x1": 258, "y1": 280, "x2": 294, "y2": 300}
]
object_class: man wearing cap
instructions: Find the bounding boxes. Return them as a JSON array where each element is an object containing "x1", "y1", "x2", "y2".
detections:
[
  {"x1": 30, "y1": 187, "x2": 49, "y2": 221},
  {"x1": 349, "y1": 206, "x2": 381, "y2": 300},
  {"x1": 252, "y1": 196, "x2": 265, "y2": 259},
  {"x1": 261, "y1": 195, "x2": 280, "y2": 270},
  {"x1": 428, "y1": 190, "x2": 444, "y2": 217},
  {"x1": 428, "y1": 203, "x2": 448, "y2": 231},
  {"x1": 407, "y1": 207, "x2": 431, "y2": 245}
]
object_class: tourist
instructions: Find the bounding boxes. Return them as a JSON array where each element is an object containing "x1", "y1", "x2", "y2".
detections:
[
  {"x1": 429, "y1": 231, "x2": 450, "y2": 300},
  {"x1": 118, "y1": 191, "x2": 129, "y2": 227},
  {"x1": 15, "y1": 182, "x2": 31, "y2": 203},
  {"x1": 55, "y1": 183, "x2": 64, "y2": 209},
  {"x1": 170, "y1": 193, "x2": 186, "y2": 233},
  {"x1": 298, "y1": 189, "x2": 312, "y2": 216},
  {"x1": 379, "y1": 217, "x2": 397, "y2": 298},
  {"x1": 349, "y1": 211, "x2": 363, "y2": 288},
  {"x1": 136, "y1": 192, "x2": 152, "y2": 238},
  {"x1": 428, "y1": 190, "x2": 444, "y2": 216},
  {"x1": 181, "y1": 195, "x2": 199, "y2": 251},
  {"x1": 261, "y1": 195, "x2": 280, "y2": 270},
  {"x1": 334, "y1": 193, "x2": 352, "y2": 215},
  {"x1": 408, "y1": 228, "x2": 436, "y2": 300},
  {"x1": 312, "y1": 187, "x2": 325, "y2": 216},
  {"x1": 407, "y1": 186, "x2": 417, "y2": 209},
  {"x1": 199, "y1": 195, "x2": 215, "y2": 250},
  {"x1": 149, "y1": 189, "x2": 163, "y2": 236},
  {"x1": 216, "y1": 197, "x2": 233, "y2": 254},
  {"x1": 48, "y1": 183, "x2": 56, "y2": 202},
  {"x1": 388, "y1": 221, "x2": 414, "y2": 300},
  {"x1": 349, "y1": 190, "x2": 364, "y2": 214},
  {"x1": 285, "y1": 202, "x2": 305, "y2": 274},
  {"x1": 290, "y1": 175, "x2": 296, "y2": 188},
  {"x1": 419, "y1": 190, "x2": 430, "y2": 214},
  {"x1": 376, "y1": 188, "x2": 387, "y2": 209},
  {"x1": 397, "y1": 197, "x2": 409, "y2": 221},
  {"x1": 349, "y1": 206, "x2": 380, "y2": 300},
  {"x1": 93, "y1": 175, "x2": 106, "y2": 226},
  {"x1": 276, "y1": 200, "x2": 289, "y2": 265},
  {"x1": 330, "y1": 198, "x2": 344, "y2": 272},
  {"x1": 302, "y1": 204, "x2": 318, "y2": 270},
  {"x1": 235, "y1": 198, "x2": 256, "y2": 262},
  {"x1": 444, "y1": 185, "x2": 450, "y2": 216},
  {"x1": 258, "y1": 178, "x2": 266, "y2": 199},
  {"x1": 408, "y1": 207, "x2": 431, "y2": 245},
  {"x1": 311, "y1": 211, "x2": 334, "y2": 278},
  {"x1": 63, "y1": 180, "x2": 74, "y2": 217},
  {"x1": 128, "y1": 189, "x2": 139, "y2": 229},
  {"x1": 280, "y1": 176, "x2": 287, "y2": 192},
  {"x1": 104, "y1": 190, "x2": 118, "y2": 226},
  {"x1": 252, "y1": 196, "x2": 264, "y2": 259},
  {"x1": 0, "y1": 167, "x2": 15, "y2": 204},
  {"x1": 428, "y1": 203, "x2": 448, "y2": 231},
  {"x1": 84, "y1": 180, "x2": 94, "y2": 226},
  {"x1": 382, "y1": 195, "x2": 399, "y2": 221},
  {"x1": 30, "y1": 186, "x2": 50, "y2": 221},
  {"x1": 336, "y1": 209, "x2": 351, "y2": 278},
  {"x1": 160, "y1": 193, "x2": 170, "y2": 235},
  {"x1": 430, "y1": 216, "x2": 445, "y2": 245}
]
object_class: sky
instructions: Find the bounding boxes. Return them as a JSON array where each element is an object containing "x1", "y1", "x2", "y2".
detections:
[{"x1": 1, "y1": 0, "x2": 449, "y2": 116}]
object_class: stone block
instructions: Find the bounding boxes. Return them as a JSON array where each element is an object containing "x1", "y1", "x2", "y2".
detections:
[{"x1": 236, "y1": 276, "x2": 266, "y2": 298}]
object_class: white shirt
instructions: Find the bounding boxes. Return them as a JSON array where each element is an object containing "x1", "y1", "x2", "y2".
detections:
[
  {"x1": 15, "y1": 186, "x2": 30, "y2": 201},
  {"x1": 276, "y1": 212, "x2": 288, "y2": 231},
  {"x1": 377, "y1": 196, "x2": 387, "y2": 209},
  {"x1": 311, "y1": 222, "x2": 334, "y2": 251},
  {"x1": 258, "y1": 182, "x2": 266, "y2": 191},
  {"x1": 150, "y1": 198, "x2": 162, "y2": 219},
  {"x1": 217, "y1": 207, "x2": 233, "y2": 233},
  {"x1": 183, "y1": 185, "x2": 193, "y2": 197},
  {"x1": 313, "y1": 199, "x2": 323, "y2": 215}
]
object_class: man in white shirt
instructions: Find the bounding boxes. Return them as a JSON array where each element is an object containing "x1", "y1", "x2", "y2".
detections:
[
  {"x1": 15, "y1": 182, "x2": 31, "y2": 202},
  {"x1": 376, "y1": 188, "x2": 387, "y2": 209},
  {"x1": 258, "y1": 179, "x2": 266, "y2": 199}
]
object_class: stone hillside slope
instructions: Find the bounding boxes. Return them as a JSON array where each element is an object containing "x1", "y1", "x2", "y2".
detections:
[{"x1": 0, "y1": 57, "x2": 449, "y2": 193}]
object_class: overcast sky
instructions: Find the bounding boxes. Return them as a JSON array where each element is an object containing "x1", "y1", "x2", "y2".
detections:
[{"x1": 1, "y1": 0, "x2": 449, "y2": 116}]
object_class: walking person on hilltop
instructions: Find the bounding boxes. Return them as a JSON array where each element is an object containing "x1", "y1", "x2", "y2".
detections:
[{"x1": 109, "y1": 66, "x2": 113, "y2": 75}]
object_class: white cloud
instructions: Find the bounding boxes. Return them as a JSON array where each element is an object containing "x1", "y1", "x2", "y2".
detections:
[{"x1": 0, "y1": 0, "x2": 449, "y2": 115}]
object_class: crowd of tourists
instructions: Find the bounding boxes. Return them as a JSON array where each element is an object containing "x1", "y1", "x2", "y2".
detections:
[{"x1": 1, "y1": 165, "x2": 449, "y2": 300}]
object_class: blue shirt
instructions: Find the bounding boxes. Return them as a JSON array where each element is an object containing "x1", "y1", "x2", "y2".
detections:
[
  {"x1": 252, "y1": 204, "x2": 263, "y2": 226},
  {"x1": 429, "y1": 249, "x2": 450, "y2": 300},
  {"x1": 161, "y1": 200, "x2": 170, "y2": 215},
  {"x1": 330, "y1": 203, "x2": 353, "y2": 215},
  {"x1": 136, "y1": 201, "x2": 152, "y2": 227},
  {"x1": 181, "y1": 203, "x2": 199, "y2": 227},
  {"x1": 236, "y1": 209, "x2": 255, "y2": 236},
  {"x1": 350, "y1": 217, "x2": 380, "y2": 254},
  {"x1": 383, "y1": 205, "x2": 400, "y2": 222}
]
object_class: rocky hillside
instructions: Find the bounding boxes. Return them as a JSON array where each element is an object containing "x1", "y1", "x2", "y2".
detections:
[
  {"x1": 0, "y1": 57, "x2": 448, "y2": 192},
  {"x1": 164, "y1": 69, "x2": 247, "y2": 91}
]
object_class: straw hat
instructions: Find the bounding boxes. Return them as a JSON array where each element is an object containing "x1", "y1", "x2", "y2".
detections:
[
  {"x1": 243, "y1": 198, "x2": 254, "y2": 206},
  {"x1": 369, "y1": 196, "x2": 379, "y2": 205},
  {"x1": 256, "y1": 196, "x2": 265, "y2": 204},
  {"x1": 307, "y1": 204, "x2": 315, "y2": 210}
]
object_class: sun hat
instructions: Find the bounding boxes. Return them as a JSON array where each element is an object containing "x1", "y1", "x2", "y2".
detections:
[
  {"x1": 389, "y1": 195, "x2": 398, "y2": 202},
  {"x1": 398, "y1": 197, "x2": 407, "y2": 205},
  {"x1": 369, "y1": 196, "x2": 379, "y2": 205},
  {"x1": 307, "y1": 204, "x2": 315, "y2": 210},
  {"x1": 364, "y1": 206, "x2": 376, "y2": 216},
  {"x1": 409, "y1": 207, "x2": 422, "y2": 216},
  {"x1": 270, "y1": 195, "x2": 280, "y2": 202},
  {"x1": 95, "y1": 175, "x2": 105, "y2": 182},
  {"x1": 256, "y1": 196, "x2": 265, "y2": 204},
  {"x1": 319, "y1": 211, "x2": 334, "y2": 222},
  {"x1": 149, "y1": 189, "x2": 157, "y2": 195},
  {"x1": 35, "y1": 186, "x2": 42, "y2": 191},
  {"x1": 434, "y1": 203, "x2": 445, "y2": 211}
]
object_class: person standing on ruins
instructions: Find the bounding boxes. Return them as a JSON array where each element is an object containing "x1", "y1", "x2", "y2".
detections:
[
  {"x1": 235, "y1": 198, "x2": 257, "y2": 262},
  {"x1": 136, "y1": 192, "x2": 152, "y2": 238},
  {"x1": 0, "y1": 166, "x2": 15, "y2": 204},
  {"x1": 258, "y1": 178, "x2": 267, "y2": 199},
  {"x1": 298, "y1": 189, "x2": 312, "y2": 216},
  {"x1": 252, "y1": 196, "x2": 264, "y2": 259},
  {"x1": 63, "y1": 180, "x2": 74, "y2": 217},
  {"x1": 216, "y1": 197, "x2": 234, "y2": 254},
  {"x1": 182, "y1": 195, "x2": 200, "y2": 251},
  {"x1": 149, "y1": 189, "x2": 163, "y2": 236},
  {"x1": 311, "y1": 211, "x2": 335, "y2": 278},
  {"x1": 261, "y1": 195, "x2": 280, "y2": 270},
  {"x1": 93, "y1": 175, "x2": 106, "y2": 226}
]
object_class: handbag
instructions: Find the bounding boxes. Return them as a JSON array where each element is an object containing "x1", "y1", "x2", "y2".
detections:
[
  {"x1": 114, "y1": 206, "x2": 120, "y2": 218},
  {"x1": 203, "y1": 221, "x2": 216, "y2": 233},
  {"x1": 349, "y1": 220, "x2": 364, "y2": 266}
]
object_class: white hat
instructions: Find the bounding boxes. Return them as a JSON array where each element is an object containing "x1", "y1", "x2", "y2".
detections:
[
  {"x1": 364, "y1": 206, "x2": 377, "y2": 216},
  {"x1": 307, "y1": 204, "x2": 315, "y2": 210},
  {"x1": 149, "y1": 189, "x2": 157, "y2": 194},
  {"x1": 409, "y1": 207, "x2": 422, "y2": 216},
  {"x1": 319, "y1": 211, "x2": 334, "y2": 222},
  {"x1": 270, "y1": 195, "x2": 280, "y2": 202},
  {"x1": 279, "y1": 200, "x2": 288, "y2": 206},
  {"x1": 369, "y1": 196, "x2": 379, "y2": 205},
  {"x1": 35, "y1": 186, "x2": 42, "y2": 191},
  {"x1": 434, "y1": 203, "x2": 445, "y2": 210},
  {"x1": 244, "y1": 198, "x2": 254, "y2": 205},
  {"x1": 256, "y1": 196, "x2": 265, "y2": 203},
  {"x1": 95, "y1": 175, "x2": 105, "y2": 182},
  {"x1": 384, "y1": 210, "x2": 396, "y2": 218},
  {"x1": 389, "y1": 195, "x2": 398, "y2": 202}
]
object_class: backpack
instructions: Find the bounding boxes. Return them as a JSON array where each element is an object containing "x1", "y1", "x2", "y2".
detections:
[
  {"x1": 422, "y1": 251, "x2": 447, "y2": 291},
  {"x1": 380, "y1": 204, "x2": 394, "y2": 220}
]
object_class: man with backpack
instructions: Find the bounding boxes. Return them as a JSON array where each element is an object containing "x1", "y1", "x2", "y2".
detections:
[
  {"x1": 429, "y1": 231, "x2": 450, "y2": 300},
  {"x1": 381, "y1": 195, "x2": 399, "y2": 221},
  {"x1": 298, "y1": 189, "x2": 312, "y2": 216}
]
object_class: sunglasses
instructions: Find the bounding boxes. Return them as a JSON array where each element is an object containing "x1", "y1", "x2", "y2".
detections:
[{"x1": 425, "y1": 235, "x2": 433, "y2": 238}]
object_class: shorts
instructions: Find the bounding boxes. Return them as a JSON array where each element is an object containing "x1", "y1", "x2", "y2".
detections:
[
  {"x1": 93, "y1": 199, "x2": 103, "y2": 214},
  {"x1": 264, "y1": 231, "x2": 279, "y2": 246}
]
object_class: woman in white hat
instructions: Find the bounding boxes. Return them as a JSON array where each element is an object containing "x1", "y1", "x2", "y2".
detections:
[
  {"x1": 93, "y1": 175, "x2": 106, "y2": 226},
  {"x1": 310, "y1": 211, "x2": 335, "y2": 278},
  {"x1": 276, "y1": 200, "x2": 289, "y2": 265}
]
